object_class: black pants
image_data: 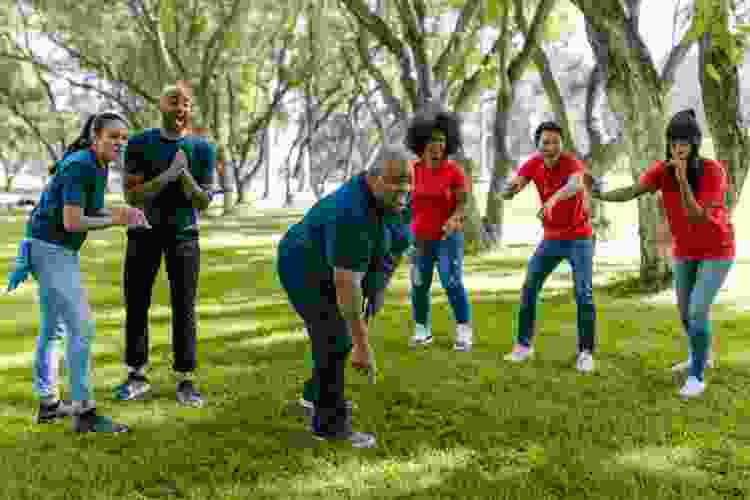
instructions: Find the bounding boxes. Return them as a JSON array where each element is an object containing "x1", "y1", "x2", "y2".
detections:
[
  {"x1": 278, "y1": 239, "x2": 351, "y2": 436},
  {"x1": 123, "y1": 229, "x2": 201, "y2": 373}
]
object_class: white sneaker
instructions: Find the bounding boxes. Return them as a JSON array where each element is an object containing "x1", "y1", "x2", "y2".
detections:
[
  {"x1": 576, "y1": 351, "x2": 595, "y2": 373},
  {"x1": 679, "y1": 376, "x2": 706, "y2": 398},
  {"x1": 454, "y1": 324, "x2": 473, "y2": 352},
  {"x1": 504, "y1": 344, "x2": 533, "y2": 362},
  {"x1": 671, "y1": 356, "x2": 715, "y2": 373},
  {"x1": 409, "y1": 324, "x2": 433, "y2": 348}
]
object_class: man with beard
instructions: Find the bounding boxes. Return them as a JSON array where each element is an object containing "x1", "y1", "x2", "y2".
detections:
[
  {"x1": 115, "y1": 82, "x2": 217, "y2": 406},
  {"x1": 277, "y1": 145, "x2": 413, "y2": 448}
]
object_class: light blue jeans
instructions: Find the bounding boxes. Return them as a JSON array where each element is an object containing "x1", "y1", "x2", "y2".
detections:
[
  {"x1": 30, "y1": 238, "x2": 95, "y2": 402},
  {"x1": 410, "y1": 232, "x2": 471, "y2": 327},
  {"x1": 672, "y1": 258, "x2": 733, "y2": 381}
]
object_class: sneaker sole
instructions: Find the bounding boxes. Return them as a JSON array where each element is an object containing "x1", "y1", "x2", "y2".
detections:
[
  {"x1": 454, "y1": 344, "x2": 473, "y2": 352},
  {"x1": 409, "y1": 337, "x2": 434, "y2": 349},
  {"x1": 114, "y1": 385, "x2": 152, "y2": 401},
  {"x1": 311, "y1": 433, "x2": 377, "y2": 449},
  {"x1": 176, "y1": 397, "x2": 205, "y2": 407}
]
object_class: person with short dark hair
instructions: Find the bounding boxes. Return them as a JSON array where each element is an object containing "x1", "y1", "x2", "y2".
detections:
[
  {"x1": 593, "y1": 109, "x2": 734, "y2": 398},
  {"x1": 502, "y1": 121, "x2": 597, "y2": 373}
]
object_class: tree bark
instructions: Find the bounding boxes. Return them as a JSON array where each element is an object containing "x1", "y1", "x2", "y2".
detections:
[
  {"x1": 572, "y1": 0, "x2": 697, "y2": 287},
  {"x1": 699, "y1": 29, "x2": 749, "y2": 211}
]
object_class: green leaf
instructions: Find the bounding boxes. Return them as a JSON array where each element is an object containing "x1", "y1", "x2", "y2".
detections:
[
  {"x1": 486, "y1": 0, "x2": 499, "y2": 24},
  {"x1": 705, "y1": 62, "x2": 722, "y2": 82}
]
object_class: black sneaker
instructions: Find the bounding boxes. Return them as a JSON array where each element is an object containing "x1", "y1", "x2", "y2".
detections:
[
  {"x1": 113, "y1": 373, "x2": 151, "y2": 401},
  {"x1": 176, "y1": 380, "x2": 205, "y2": 407},
  {"x1": 36, "y1": 400, "x2": 75, "y2": 424},
  {"x1": 73, "y1": 409, "x2": 129, "y2": 433}
]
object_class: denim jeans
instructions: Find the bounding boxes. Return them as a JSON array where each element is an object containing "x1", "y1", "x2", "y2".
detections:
[
  {"x1": 672, "y1": 258, "x2": 733, "y2": 381},
  {"x1": 410, "y1": 231, "x2": 471, "y2": 327},
  {"x1": 517, "y1": 238, "x2": 596, "y2": 352},
  {"x1": 30, "y1": 238, "x2": 95, "y2": 402}
]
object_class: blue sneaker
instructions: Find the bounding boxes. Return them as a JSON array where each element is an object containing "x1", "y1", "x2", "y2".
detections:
[{"x1": 114, "y1": 374, "x2": 151, "y2": 401}]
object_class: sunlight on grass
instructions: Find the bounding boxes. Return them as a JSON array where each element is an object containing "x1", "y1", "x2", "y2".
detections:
[
  {"x1": 200, "y1": 233, "x2": 281, "y2": 250},
  {"x1": 610, "y1": 446, "x2": 709, "y2": 481},
  {"x1": 255, "y1": 446, "x2": 475, "y2": 498},
  {"x1": 236, "y1": 329, "x2": 306, "y2": 348}
]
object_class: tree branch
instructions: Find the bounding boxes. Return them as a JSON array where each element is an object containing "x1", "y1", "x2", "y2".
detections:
[
  {"x1": 433, "y1": 0, "x2": 482, "y2": 81},
  {"x1": 507, "y1": 0, "x2": 556, "y2": 83}
]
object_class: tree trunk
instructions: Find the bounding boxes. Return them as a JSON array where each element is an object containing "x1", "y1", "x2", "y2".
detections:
[
  {"x1": 456, "y1": 157, "x2": 484, "y2": 255},
  {"x1": 623, "y1": 100, "x2": 672, "y2": 288},
  {"x1": 699, "y1": 31, "x2": 750, "y2": 210},
  {"x1": 482, "y1": 86, "x2": 515, "y2": 250},
  {"x1": 221, "y1": 163, "x2": 234, "y2": 216},
  {"x1": 263, "y1": 128, "x2": 272, "y2": 199},
  {"x1": 635, "y1": 194, "x2": 673, "y2": 289}
]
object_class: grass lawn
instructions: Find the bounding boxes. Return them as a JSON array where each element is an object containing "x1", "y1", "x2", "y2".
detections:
[{"x1": 0, "y1": 197, "x2": 749, "y2": 500}]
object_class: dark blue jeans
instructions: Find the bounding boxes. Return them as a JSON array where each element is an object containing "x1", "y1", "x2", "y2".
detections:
[
  {"x1": 411, "y1": 232, "x2": 471, "y2": 327},
  {"x1": 517, "y1": 238, "x2": 596, "y2": 352}
]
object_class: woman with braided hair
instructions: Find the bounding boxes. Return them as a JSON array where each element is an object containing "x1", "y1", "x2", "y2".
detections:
[
  {"x1": 6, "y1": 112, "x2": 150, "y2": 432},
  {"x1": 594, "y1": 109, "x2": 735, "y2": 398},
  {"x1": 406, "y1": 109, "x2": 474, "y2": 352}
]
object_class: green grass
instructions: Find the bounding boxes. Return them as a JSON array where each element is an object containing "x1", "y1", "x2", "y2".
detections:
[{"x1": 1, "y1": 208, "x2": 750, "y2": 500}]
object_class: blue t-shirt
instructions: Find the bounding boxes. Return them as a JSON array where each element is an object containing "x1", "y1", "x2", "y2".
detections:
[
  {"x1": 280, "y1": 174, "x2": 391, "y2": 283},
  {"x1": 26, "y1": 149, "x2": 108, "y2": 252},
  {"x1": 124, "y1": 129, "x2": 216, "y2": 239}
]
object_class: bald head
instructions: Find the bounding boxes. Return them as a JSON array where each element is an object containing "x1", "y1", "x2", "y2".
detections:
[
  {"x1": 159, "y1": 83, "x2": 192, "y2": 134},
  {"x1": 367, "y1": 144, "x2": 414, "y2": 212}
]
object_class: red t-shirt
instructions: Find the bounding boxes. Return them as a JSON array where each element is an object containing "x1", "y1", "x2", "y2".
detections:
[
  {"x1": 411, "y1": 159, "x2": 468, "y2": 240},
  {"x1": 517, "y1": 153, "x2": 593, "y2": 240},
  {"x1": 639, "y1": 160, "x2": 735, "y2": 260}
]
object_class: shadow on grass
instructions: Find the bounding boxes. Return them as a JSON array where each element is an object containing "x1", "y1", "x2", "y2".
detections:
[{"x1": 2, "y1": 327, "x2": 744, "y2": 499}]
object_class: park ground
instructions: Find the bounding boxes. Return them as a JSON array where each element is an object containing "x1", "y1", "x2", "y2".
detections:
[{"x1": 0, "y1": 180, "x2": 749, "y2": 499}]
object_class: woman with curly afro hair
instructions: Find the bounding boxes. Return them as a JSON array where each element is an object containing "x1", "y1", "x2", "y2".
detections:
[{"x1": 405, "y1": 109, "x2": 474, "y2": 352}]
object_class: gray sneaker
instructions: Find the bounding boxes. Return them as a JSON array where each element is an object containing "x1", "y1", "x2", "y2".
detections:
[
  {"x1": 312, "y1": 430, "x2": 377, "y2": 449},
  {"x1": 113, "y1": 374, "x2": 151, "y2": 401},
  {"x1": 36, "y1": 399, "x2": 75, "y2": 424},
  {"x1": 176, "y1": 380, "x2": 205, "y2": 407}
]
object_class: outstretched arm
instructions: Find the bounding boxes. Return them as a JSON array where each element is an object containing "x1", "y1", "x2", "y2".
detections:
[{"x1": 595, "y1": 182, "x2": 653, "y2": 202}]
